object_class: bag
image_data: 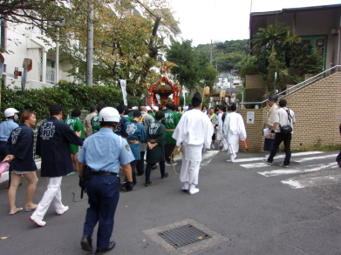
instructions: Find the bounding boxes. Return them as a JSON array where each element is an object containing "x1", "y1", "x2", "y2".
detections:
[
  {"x1": 280, "y1": 124, "x2": 293, "y2": 134},
  {"x1": 280, "y1": 109, "x2": 293, "y2": 134},
  {"x1": 0, "y1": 161, "x2": 10, "y2": 174}
]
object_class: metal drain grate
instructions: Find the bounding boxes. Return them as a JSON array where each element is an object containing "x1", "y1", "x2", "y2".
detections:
[{"x1": 157, "y1": 224, "x2": 212, "y2": 248}]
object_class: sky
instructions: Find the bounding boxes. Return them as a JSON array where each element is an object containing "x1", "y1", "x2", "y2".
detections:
[{"x1": 169, "y1": 0, "x2": 341, "y2": 46}]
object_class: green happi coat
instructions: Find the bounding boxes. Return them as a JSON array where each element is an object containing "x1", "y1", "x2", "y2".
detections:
[
  {"x1": 162, "y1": 110, "x2": 179, "y2": 145},
  {"x1": 64, "y1": 117, "x2": 85, "y2": 154},
  {"x1": 91, "y1": 114, "x2": 101, "y2": 134},
  {"x1": 146, "y1": 120, "x2": 166, "y2": 164}
]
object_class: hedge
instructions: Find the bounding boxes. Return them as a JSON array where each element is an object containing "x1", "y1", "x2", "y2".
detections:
[{"x1": 1, "y1": 81, "x2": 143, "y2": 120}]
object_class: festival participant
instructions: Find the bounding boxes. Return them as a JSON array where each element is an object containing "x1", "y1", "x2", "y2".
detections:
[
  {"x1": 223, "y1": 103, "x2": 247, "y2": 163},
  {"x1": 145, "y1": 111, "x2": 168, "y2": 186},
  {"x1": 208, "y1": 107, "x2": 219, "y2": 149},
  {"x1": 124, "y1": 110, "x2": 146, "y2": 184},
  {"x1": 263, "y1": 94, "x2": 279, "y2": 156},
  {"x1": 91, "y1": 106, "x2": 103, "y2": 134},
  {"x1": 114, "y1": 105, "x2": 128, "y2": 137},
  {"x1": 64, "y1": 109, "x2": 85, "y2": 174},
  {"x1": 30, "y1": 104, "x2": 83, "y2": 227},
  {"x1": 136, "y1": 106, "x2": 154, "y2": 176},
  {"x1": 5, "y1": 111, "x2": 39, "y2": 214},
  {"x1": 217, "y1": 105, "x2": 228, "y2": 151},
  {"x1": 78, "y1": 107, "x2": 134, "y2": 254},
  {"x1": 83, "y1": 104, "x2": 97, "y2": 137},
  {"x1": 162, "y1": 103, "x2": 180, "y2": 166},
  {"x1": 172, "y1": 92, "x2": 213, "y2": 195}
]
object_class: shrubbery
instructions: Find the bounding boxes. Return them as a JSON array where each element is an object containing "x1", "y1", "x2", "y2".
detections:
[{"x1": 1, "y1": 81, "x2": 143, "y2": 120}]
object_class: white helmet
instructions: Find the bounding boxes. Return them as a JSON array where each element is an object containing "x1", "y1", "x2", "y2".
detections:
[
  {"x1": 98, "y1": 107, "x2": 120, "y2": 123},
  {"x1": 4, "y1": 108, "x2": 19, "y2": 118},
  {"x1": 146, "y1": 106, "x2": 151, "y2": 111}
]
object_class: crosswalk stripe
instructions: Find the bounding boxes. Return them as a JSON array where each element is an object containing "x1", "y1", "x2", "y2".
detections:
[
  {"x1": 239, "y1": 154, "x2": 337, "y2": 169},
  {"x1": 258, "y1": 162, "x2": 338, "y2": 177},
  {"x1": 233, "y1": 151, "x2": 324, "y2": 163}
]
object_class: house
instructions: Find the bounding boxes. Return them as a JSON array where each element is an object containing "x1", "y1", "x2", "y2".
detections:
[
  {"x1": 249, "y1": 4, "x2": 341, "y2": 70},
  {"x1": 1, "y1": 21, "x2": 76, "y2": 90}
]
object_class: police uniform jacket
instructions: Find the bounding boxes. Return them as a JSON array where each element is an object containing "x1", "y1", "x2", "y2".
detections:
[
  {"x1": 6, "y1": 123, "x2": 37, "y2": 171},
  {"x1": 36, "y1": 117, "x2": 83, "y2": 177}
]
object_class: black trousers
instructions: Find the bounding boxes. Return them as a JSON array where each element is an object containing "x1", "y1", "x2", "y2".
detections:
[
  {"x1": 164, "y1": 144, "x2": 175, "y2": 163},
  {"x1": 268, "y1": 132, "x2": 292, "y2": 166},
  {"x1": 136, "y1": 151, "x2": 145, "y2": 176}
]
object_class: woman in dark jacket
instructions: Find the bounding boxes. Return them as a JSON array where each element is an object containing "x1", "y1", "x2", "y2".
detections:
[
  {"x1": 4, "y1": 111, "x2": 39, "y2": 215},
  {"x1": 145, "y1": 111, "x2": 168, "y2": 186}
]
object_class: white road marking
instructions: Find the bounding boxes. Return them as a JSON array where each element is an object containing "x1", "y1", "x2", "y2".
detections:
[
  {"x1": 258, "y1": 162, "x2": 338, "y2": 177},
  {"x1": 234, "y1": 151, "x2": 324, "y2": 163},
  {"x1": 282, "y1": 169, "x2": 341, "y2": 189},
  {"x1": 240, "y1": 162, "x2": 270, "y2": 169},
  {"x1": 295, "y1": 154, "x2": 337, "y2": 162}
]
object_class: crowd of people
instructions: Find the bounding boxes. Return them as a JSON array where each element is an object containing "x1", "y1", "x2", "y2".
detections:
[{"x1": 1, "y1": 92, "x2": 303, "y2": 254}]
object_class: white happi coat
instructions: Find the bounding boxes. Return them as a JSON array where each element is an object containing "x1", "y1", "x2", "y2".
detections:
[
  {"x1": 223, "y1": 112, "x2": 247, "y2": 155},
  {"x1": 172, "y1": 109, "x2": 213, "y2": 184}
]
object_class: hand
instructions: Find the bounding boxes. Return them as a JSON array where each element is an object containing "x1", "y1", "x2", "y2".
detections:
[
  {"x1": 75, "y1": 131, "x2": 82, "y2": 137},
  {"x1": 270, "y1": 133, "x2": 274, "y2": 138},
  {"x1": 124, "y1": 181, "x2": 134, "y2": 191},
  {"x1": 3, "y1": 155, "x2": 15, "y2": 163}
]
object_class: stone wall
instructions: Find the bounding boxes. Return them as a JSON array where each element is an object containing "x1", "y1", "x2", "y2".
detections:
[
  {"x1": 245, "y1": 75, "x2": 266, "y2": 89},
  {"x1": 238, "y1": 71, "x2": 341, "y2": 152}
]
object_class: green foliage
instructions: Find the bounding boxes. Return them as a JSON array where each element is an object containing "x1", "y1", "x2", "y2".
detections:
[
  {"x1": 251, "y1": 23, "x2": 323, "y2": 92},
  {"x1": 196, "y1": 39, "x2": 249, "y2": 73},
  {"x1": 240, "y1": 64, "x2": 259, "y2": 78},
  {"x1": 1, "y1": 81, "x2": 143, "y2": 120},
  {"x1": 166, "y1": 40, "x2": 218, "y2": 90}
]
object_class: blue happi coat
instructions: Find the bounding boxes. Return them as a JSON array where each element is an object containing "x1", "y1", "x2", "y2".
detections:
[
  {"x1": 124, "y1": 120, "x2": 146, "y2": 160},
  {"x1": 6, "y1": 123, "x2": 37, "y2": 171},
  {"x1": 36, "y1": 117, "x2": 83, "y2": 177}
]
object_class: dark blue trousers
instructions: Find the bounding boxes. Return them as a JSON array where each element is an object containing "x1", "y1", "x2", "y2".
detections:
[
  {"x1": 83, "y1": 175, "x2": 120, "y2": 250},
  {"x1": 145, "y1": 160, "x2": 166, "y2": 183}
]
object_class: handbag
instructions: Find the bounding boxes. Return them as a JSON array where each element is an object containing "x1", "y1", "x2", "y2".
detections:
[
  {"x1": 280, "y1": 109, "x2": 293, "y2": 134},
  {"x1": 0, "y1": 161, "x2": 10, "y2": 174}
]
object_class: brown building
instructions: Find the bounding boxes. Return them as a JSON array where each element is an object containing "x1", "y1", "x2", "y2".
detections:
[{"x1": 250, "y1": 4, "x2": 341, "y2": 70}]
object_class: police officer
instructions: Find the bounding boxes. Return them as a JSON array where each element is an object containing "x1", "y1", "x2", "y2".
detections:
[
  {"x1": 0, "y1": 108, "x2": 19, "y2": 160},
  {"x1": 78, "y1": 107, "x2": 134, "y2": 254}
]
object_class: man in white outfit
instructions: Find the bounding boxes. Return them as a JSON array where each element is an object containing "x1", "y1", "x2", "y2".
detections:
[
  {"x1": 172, "y1": 92, "x2": 213, "y2": 195},
  {"x1": 217, "y1": 106, "x2": 228, "y2": 151},
  {"x1": 223, "y1": 103, "x2": 247, "y2": 163}
]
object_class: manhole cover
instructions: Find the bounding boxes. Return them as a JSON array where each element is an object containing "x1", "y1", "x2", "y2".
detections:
[{"x1": 157, "y1": 224, "x2": 212, "y2": 248}]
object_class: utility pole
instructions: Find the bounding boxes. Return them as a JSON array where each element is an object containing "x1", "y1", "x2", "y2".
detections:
[
  {"x1": 210, "y1": 40, "x2": 213, "y2": 64},
  {"x1": 86, "y1": 2, "x2": 93, "y2": 86}
]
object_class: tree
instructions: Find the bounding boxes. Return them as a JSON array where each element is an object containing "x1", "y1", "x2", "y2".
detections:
[
  {"x1": 57, "y1": 0, "x2": 178, "y2": 96},
  {"x1": 166, "y1": 40, "x2": 217, "y2": 91}
]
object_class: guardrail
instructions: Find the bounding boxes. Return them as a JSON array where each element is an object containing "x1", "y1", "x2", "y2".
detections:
[{"x1": 240, "y1": 65, "x2": 341, "y2": 108}]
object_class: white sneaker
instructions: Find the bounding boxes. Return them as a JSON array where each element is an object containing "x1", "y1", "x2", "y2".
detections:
[
  {"x1": 189, "y1": 187, "x2": 199, "y2": 195},
  {"x1": 182, "y1": 182, "x2": 189, "y2": 191},
  {"x1": 30, "y1": 216, "x2": 47, "y2": 227},
  {"x1": 56, "y1": 205, "x2": 69, "y2": 215}
]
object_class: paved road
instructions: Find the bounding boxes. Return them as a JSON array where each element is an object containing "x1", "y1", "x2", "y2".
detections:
[{"x1": 0, "y1": 150, "x2": 340, "y2": 255}]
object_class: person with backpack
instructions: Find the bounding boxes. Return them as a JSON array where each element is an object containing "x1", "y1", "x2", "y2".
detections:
[{"x1": 263, "y1": 99, "x2": 296, "y2": 167}]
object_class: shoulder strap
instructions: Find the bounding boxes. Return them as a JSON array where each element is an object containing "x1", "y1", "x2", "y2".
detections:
[
  {"x1": 209, "y1": 114, "x2": 215, "y2": 121},
  {"x1": 139, "y1": 113, "x2": 146, "y2": 124}
]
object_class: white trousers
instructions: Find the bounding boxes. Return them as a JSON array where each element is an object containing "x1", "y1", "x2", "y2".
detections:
[
  {"x1": 217, "y1": 133, "x2": 228, "y2": 151},
  {"x1": 180, "y1": 146, "x2": 201, "y2": 185},
  {"x1": 31, "y1": 177, "x2": 65, "y2": 220},
  {"x1": 227, "y1": 134, "x2": 240, "y2": 155}
]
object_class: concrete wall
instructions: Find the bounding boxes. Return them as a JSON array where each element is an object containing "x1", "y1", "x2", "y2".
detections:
[{"x1": 238, "y1": 71, "x2": 341, "y2": 152}]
